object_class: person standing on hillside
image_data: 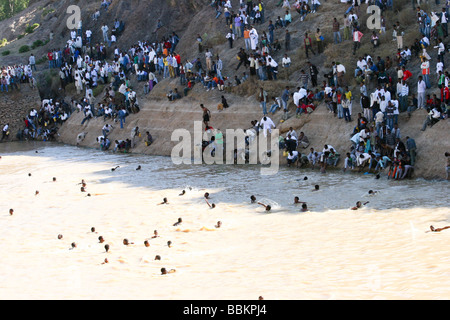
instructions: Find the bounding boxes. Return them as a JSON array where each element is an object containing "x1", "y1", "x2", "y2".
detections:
[
  {"x1": 395, "y1": 22, "x2": 404, "y2": 49},
  {"x1": 315, "y1": 28, "x2": 324, "y2": 54},
  {"x1": 308, "y1": 62, "x2": 318, "y2": 87},
  {"x1": 304, "y1": 33, "x2": 316, "y2": 59},
  {"x1": 258, "y1": 87, "x2": 268, "y2": 116},
  {"x1": 440, "y1": 8, "x2": 448, "y2": 37},
  {"x1": 352, "y1": 29, "x2": 363, "y2": 55},
  {"x1": 421, "y1": 57, "x2": 431, "y2": 88},
  {"x1": 226, "y1": 29, "x2": 235, "y2": 48},
  {"x1": 101, "y1": 24, "x2": 109, "y2": 43},
  {"x1": 249, "y1": 26, "x2": 259, "y2": 50},
  {"x1": 285, "y1": 29, "x2": 291, "y2": 51},
  {"x1": 205, "y1": 49, "x2": 213, "y2": 72},
  {"x1": 29, "y1": 54, "x2": 36, "y2": 71},
  {"x1": 333, "y1": 17, "x2": 342, "y2": 44},
  {"x1": 417, "y1": 75, "x2": 427, "y2": 109}
]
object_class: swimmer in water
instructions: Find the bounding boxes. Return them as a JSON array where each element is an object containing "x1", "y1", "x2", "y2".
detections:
[
  {"x1": 179, "y1": 190, "x2": 185, "y2": 196},
  {"x1": 204, "y1": 192, "x2": 210, "y2": 199},
  {"x1": 351, "y1": 201, "x2": 370, "y2": 210},
  {"x1": 81, "y1": 187, "x2": 86, "y2": 192},
  {"x1": 250, "y1": 195, "x2": 257, "y2": 203},
  {"x1": 215, "y1": 221, "x2": 222, "y2": 228},
  {"x1": 98, "y1": 236, "x2": 104, "y2": 243},
  {"x1": 111, "y1": 166, "x2": 120, "y2": 171},
  {"x1": 368, "y1": 190, "x2": 379, "y2": 195},
  {"x1": 155, "y1": 255, "x2": 161, "y2": 260},
  {"x1": 313, "y1": 185, "x2": 320, "y2": 191},
  {"x1": 258, "y1": 202, "x2": 271, "y2": 211},
  {"x1": 102, "y1": 258, "x2": 108, "y2": 264},
  {"x1": 91, "y1": 227, "x2": 96, "y2": 233},
  {"x1": 144, "y1": 240, "x2": 150, "y2": 247},
  {"x1": 151, "y1": 230, "x2": 159, "y2": 238},
  {"x1": 161, "y1": 268, "x2": 176, "y2": 275},
  {"x1": 301, "y1": 203, "x2": 308, "y2": 212},
  {"x1": 52, "y1": 177, "x2": 57, "y2": 182},
  {"x1": 57, "y1": 234, "x2": 63, "y2": 239},
  {"x1": 173, "y1": 218, "x2": 182, "y2": 226},
  {"x1": 158, "y1": 198, "x2": 169, "y2": 205},
  {"x1": 205, "y1": 198, "x2": 215, "y2": 209},
  {"x1": 430, "y1": 225, "x2": 450, "y2": 232},
  {"x1": 104, "y1": 244, "x2": 110, "y2": 252},
  {"x1": 123, "y1": 239, "x2": 134, "y2": 245},
  {"x1": 259, "y1": 296, "x2": 264, "y2": 300},
  {"x1": 28, "y1": 173, "x2": 32, "y2": 177},
  {"x1": 70, "y1": 242, "x2": 77, "y2": 249},
  {"x1": 35, "y1": 190, "x2": 39, "y2": 196},
  {"x1": 9, "y1": 208, "x2": 13, "y2": 216},
  {"x1": 167, "y1": 241, "x2": 172, "y2": 248},
  {"x1": 294, "y1": 197, "x2": 306, "y2": 204},
  {"x1": 304, "y1": 176, "x2": 308, "y2": 180},
  {"x1": 136, "y1": 165, "x2": 141, "y2": 170}
]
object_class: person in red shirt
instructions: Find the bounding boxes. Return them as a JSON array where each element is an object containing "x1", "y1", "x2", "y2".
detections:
[
  {"x1": 401, "y1": 66, "x2": 412, "y2": 81},
  {"x1": 48, "y1": 51, "x2": 54, "y2": 69}
]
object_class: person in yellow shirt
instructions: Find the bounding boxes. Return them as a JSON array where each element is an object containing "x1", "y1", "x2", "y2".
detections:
[
  {"x1": 315, "y1": 28, "x2": 324, "y2": 54},
  {"x1": 163, "y1": 56, "x2": 169, "y2": 78},
  {"x1": 344, "y1": 86, "x2": 353, "y2": 115}
]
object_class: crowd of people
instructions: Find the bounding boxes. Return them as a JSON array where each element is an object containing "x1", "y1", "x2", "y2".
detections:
[
  {"x1": 2, "y1": 0, "x2": 449, "y2": 179},
  {"x1": 201, "y1": 0, "x2": 449, "y2": 180},
  {"x1": 0, "y1": 64, "x2": 36, "y2": 94}
]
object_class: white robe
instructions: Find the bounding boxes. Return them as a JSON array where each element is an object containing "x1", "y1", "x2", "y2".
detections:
[
  {"x1": 260, "y1": 117, "x2": 275, "y2": 137},
  {"x1": 249, "y1": 28, "x2": 259, "y2": 50}
]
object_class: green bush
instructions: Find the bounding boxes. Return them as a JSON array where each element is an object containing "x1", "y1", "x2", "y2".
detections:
[
  {"x1": 25, "y1": 23, "x2": 39, "y2": 34},
  {"x1": 1, "y1": 50, "x2": 10, "y2": 56},
  {"x1": 42, "y1": 8, "x2": 55, "y2": 17},
  {"x1": 19, "y1": 45, "x2": 30, "y2": 53},
  {"x1": 31, "y1": 40, "x2": 44, "y2": 49},
  {"x1": 17, "y1": 34, "x2": 25, "y2": 40}
]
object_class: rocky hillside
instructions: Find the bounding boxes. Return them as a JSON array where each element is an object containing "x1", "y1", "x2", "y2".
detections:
[{"x1": 0, "y1": 0, "x2": 449, "y2": 179}]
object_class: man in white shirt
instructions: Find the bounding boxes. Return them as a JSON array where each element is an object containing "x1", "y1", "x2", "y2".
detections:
[
  {"x1": 86, "y1": 29, "x2": 92, "y2": 44},
  {"x1": 436, "y1": 61, "x2": 444, "y2": 74},
  {"x1": 287, "y1": 150, "x2": 299, "y2": 167},
  {"x1": 259, "y1": 116, "x2": 275, "y2": 137},
  {"x1": 322, "y1": 144, "x2": 335, "y2": 154},
  {"x1": 357, "y1": 153, "x2": 371, "y2": 167},
  {"x1": 355, "y1": 57, "x2": 367, "y2": 77},
  {"x1": 293, "y1": 90, "x2": 302, "y2": 107},
  {"x1": 101, "y1": 24, "x2": 109, "y2": 42},
  {"x1": 307, "y1": 148, "x2": 322, "y2": 168},
  {"x1": 421, "y1": 107, "x2": 441, "y2": 131},
  {"x1": 417, "y1": 75, "x2": 427, "y2": 109}
]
